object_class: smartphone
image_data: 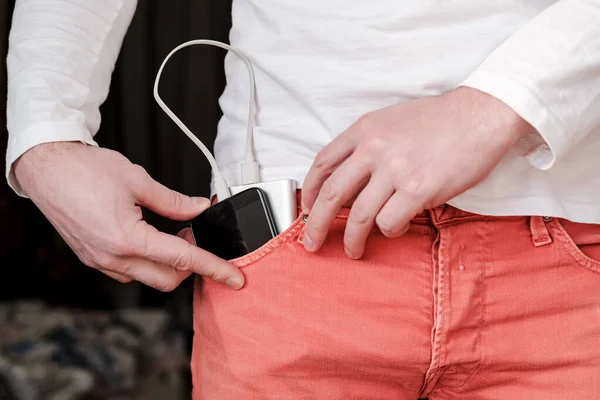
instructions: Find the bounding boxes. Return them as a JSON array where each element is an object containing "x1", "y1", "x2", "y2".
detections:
[{"x1": 190, "y1": 187, "x2": 279, "y2": 260}]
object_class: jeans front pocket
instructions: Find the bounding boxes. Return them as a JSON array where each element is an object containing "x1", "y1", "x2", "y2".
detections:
[
  {"x1": 229, "y1": 214, "x2": 306, "y2": 269},
  {"x1": 546, "y1": 218, "x2": 600, "y2": 275}
]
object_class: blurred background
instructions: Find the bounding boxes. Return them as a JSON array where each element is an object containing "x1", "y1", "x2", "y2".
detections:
[{"x1": 0, "y1": 1, "x2": 232, "y2": 398}]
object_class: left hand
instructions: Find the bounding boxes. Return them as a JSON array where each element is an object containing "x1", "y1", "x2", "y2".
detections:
[{"x1": 301, "y1": 87, "x2": 532, "y2": 259}]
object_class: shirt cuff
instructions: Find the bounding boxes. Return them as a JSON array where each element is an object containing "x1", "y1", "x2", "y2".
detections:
[
  {"x1": 5, "y1": 121, "x2": 98, "y2": 197},
  {"x1": 460, "y1": 69, "x2": 569, "y2": 171}
]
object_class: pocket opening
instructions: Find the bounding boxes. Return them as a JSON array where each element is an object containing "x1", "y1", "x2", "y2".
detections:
[
  {"x1": 546, "y1": 219, "x2": 600, "y2": 275},
  {"x1": 229, "y1": 214, "x2": 306, "y2": 268}
]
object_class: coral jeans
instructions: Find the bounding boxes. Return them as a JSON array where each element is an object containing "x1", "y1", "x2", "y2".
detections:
[{"x1": 192, "y1": 197, "x2": 600, "y2": 399}]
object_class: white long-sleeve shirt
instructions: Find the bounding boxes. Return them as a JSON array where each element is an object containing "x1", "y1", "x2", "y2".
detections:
[{"x1": 6, "y1": 0, "x2": 600, "y2": 223}]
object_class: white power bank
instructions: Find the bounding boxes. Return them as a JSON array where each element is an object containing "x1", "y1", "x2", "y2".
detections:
[{"x1": 230, "y1": 179, "x2": 298, "y2": 233}]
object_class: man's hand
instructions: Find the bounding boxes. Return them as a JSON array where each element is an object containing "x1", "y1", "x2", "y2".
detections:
[
  {"x1": 301, "y1": 87, "x2": 533, "y2": 259},
  {"x1": 14, "y1": 142, "x2": 244, "y2": 291}
]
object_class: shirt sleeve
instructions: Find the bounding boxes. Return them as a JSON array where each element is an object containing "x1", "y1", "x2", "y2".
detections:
[
  {"x1": 5, "y1": 0, "x2": 137, "y2": 196},
  {"x1": 460, "y1": 0, "x2": 600, "y2": 170}
]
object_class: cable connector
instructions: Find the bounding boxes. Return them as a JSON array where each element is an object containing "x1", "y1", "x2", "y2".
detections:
[
  {"x1": 241, "y1": 161, "x2": 260, "y2": 185},
  {"x1": 213, "y1": 175, "x2": 231, "y2": 201}
]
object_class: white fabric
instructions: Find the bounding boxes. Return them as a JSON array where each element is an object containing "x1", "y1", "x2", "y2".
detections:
[{"x1": 6, "y1": 0, "x2": 600, "y2": 223}]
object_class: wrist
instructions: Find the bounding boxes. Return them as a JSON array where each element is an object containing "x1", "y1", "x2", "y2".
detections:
[
  {"x1": 449, "y1": 86, "x2": 534, "y2": 143},
  {"x1": 14, "y1": 142, "x2": 84, "y2": 186}
]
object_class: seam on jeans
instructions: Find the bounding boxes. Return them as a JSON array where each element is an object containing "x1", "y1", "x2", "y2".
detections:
[
  {"x1": 450, "y1": 189, "x2": 600, "y2": 204},
  {"x1": 423, "y1": 368, "x2": 447, "y2": 398},
  {"x1": 419, "y1": 230, "x2": 440, "y2": 397},
  {"x1": 433, "y1": 234, "x2": 446, "y2": 369},
  {"x1": 421, "y1": 230, "x2": 449, "y2": 396},
  {"x1": 425, "y1": 390, "x2": 448, "y2": 400},
  {"x1": 409, "y1": 224, "x2": 435, "y2": 236},
  {"x1": 230, "y1": 216, "x2": 305, "y2": 268},
  {"x1": 431, "y1": 215, "x2": 498, "y2": 228},
  {"x1": 547, "y1": 219, "x2": 600, "y2": 274},
  {"x1": 440, "y1": 232, "x2": 451, "y2": 372},
  {"x1": 419, "y1": 230, "x2": 440, "y2": 396},
  {"x1": 190, "y1": 276, "x2": 203, "y2": 392},
  {"x1": 455, "y1": 221, "x2": 489, "y2": 389}
]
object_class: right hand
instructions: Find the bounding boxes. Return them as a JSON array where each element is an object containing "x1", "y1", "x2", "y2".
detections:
[{"x1": 14, "y1": 142, "x2": 245, "y2": 291}]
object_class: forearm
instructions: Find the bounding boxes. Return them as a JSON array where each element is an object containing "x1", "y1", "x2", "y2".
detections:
[
  {"x1": 461, "y1": 0, "x2": 600, "y2": 170},
  {"x1": 6, "y1": 0, "x2": 137, "y2": 196}
]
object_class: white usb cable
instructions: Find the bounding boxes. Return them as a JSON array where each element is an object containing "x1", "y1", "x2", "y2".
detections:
[
  {"x1": 153, "y1": 39, "x2": 260, "y2": 201},
  {"x1": 154, "y1": 39, "x2": 298, "y2": 232}
]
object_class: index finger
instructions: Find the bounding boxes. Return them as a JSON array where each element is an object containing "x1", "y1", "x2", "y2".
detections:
[
  {"x1": 135, "y1": 224, "x2": 245, "y2": 289},
  {"x1": 304, "y1": 156, "x2": 370, "y2": 252},
  {"x1": 302, "y1": 135, "x2": 356, "y2": 213}
]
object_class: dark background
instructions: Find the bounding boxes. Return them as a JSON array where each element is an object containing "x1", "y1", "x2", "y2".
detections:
[
  {"x1": 1, "y1": 2, "x2": 236, "y2": 396},
  {"x1": 0, "y1": 0, "x2": 231, "y2": 310},
  {"x1": 0, "y1": 5, "x2": 235, "y2": 397}
]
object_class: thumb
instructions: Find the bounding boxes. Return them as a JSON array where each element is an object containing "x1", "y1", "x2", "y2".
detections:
[{"x1": 134, "y1": 174, "x2": 211, "y2": 221}]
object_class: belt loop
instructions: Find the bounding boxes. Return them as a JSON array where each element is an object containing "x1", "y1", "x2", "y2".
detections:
[{"x1": 530, "y1": 216, "x2": 552, "y2": 247}]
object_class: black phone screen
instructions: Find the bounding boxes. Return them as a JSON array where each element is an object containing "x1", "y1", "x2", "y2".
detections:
[{"x1": 190, "y1": 188, "x2": 278, "y2": 260}]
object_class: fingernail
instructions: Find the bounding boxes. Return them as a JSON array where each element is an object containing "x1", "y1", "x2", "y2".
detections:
[
  {"x1": 226, "y1": 275, "x2": 244, "y2": 289},
  {"x1": 193, "y1": 197, "x2": 211, "y2": 209},
  {"x1": 301, "y1": 199, "x2": 309, "y2": 215},
  {"x1": 345, "y1": 247, "x2": 360, "y2": 260},
  {"x1": 303, "y1": 233, "x2": 315, "y2": 252}
]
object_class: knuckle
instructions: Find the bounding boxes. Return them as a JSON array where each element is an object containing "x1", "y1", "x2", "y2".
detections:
[
  {"x1": 205, "y1": 268, "x2": 221, "y2": 282},
  {"x1": 386, "y1": 155, "x2": 408, "y2": 173},
  {"x1": 117, "y1": 223, "x2": 152, "y2": 258},
  {"x1": 360, "y1": 135, "x2": 387, "y2": 155},
  {"x1": 206, "y1": 269, "x2": 229, "y2": 284},
  {"x1": 312, "y1": 150, "x2": 331, "y2": 172},
  {"x1": 87, "y1": 251, "x2": 111, "y2": 268},
  {"x1": 170, "y1": 250, "x2": 194, "y2": 271},
  {"x1": 320, "y1": 180, "x2": 340, "y2": 203},
  {"x1": 101, "y1": 255, "x2": 124, "y2": 273},
  {"x1": 398, "y1": 175, "x2": 428, "y2": 199},
  {"x1": 130, "y1": 164, "x2": 148, "y2": 179},
  {"x1": 199, "y1": 265, "x2": 221, "y2": 282},
  {"x1": 113, "y1": 236, "x2": 139, "y2": 258},
  {"x1": 118, "y1": 260, "x2": 135, "y2": 276},
  {"x1": 355, "y1": 114, "x2": 375, "y2": 133},
  {"x1": 169, "y1": 189, "x2": 185, "y2": 210},
  {"x1": 98, "y1": 226, "x2": 134, "y2": 256},
  {"x1": 349, "y1": 206, "x2": 373, "y2": 226}
]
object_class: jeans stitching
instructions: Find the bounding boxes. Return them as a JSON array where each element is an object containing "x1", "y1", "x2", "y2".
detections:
[
  {"x1": 455, "y1": 221, "x2": 489, "y2": 389},
  {"x1": 231, "y1": 216, "x2": 306, "y2": 268},
  {"x1": 418, "y1": 231, "x2": 440, "y2": 397},
  {"x1": 548, "y1": 219, "x2": 600, "y2": 274},
  {"x1": 421, "y1": 229, "x2": 449, "y2": 396}
]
